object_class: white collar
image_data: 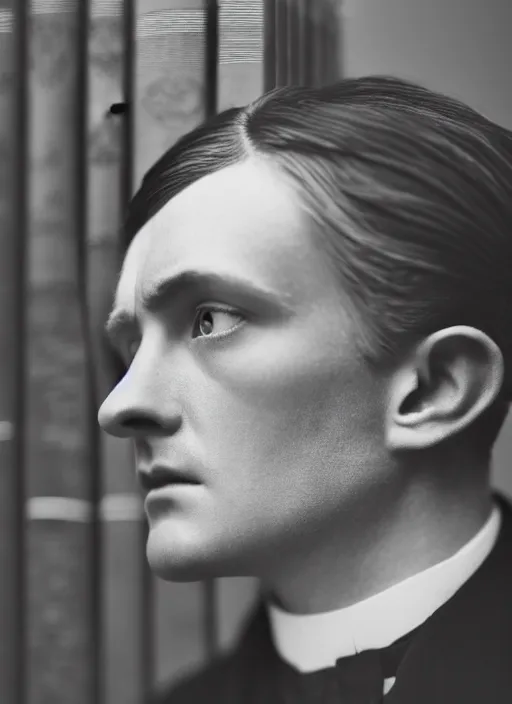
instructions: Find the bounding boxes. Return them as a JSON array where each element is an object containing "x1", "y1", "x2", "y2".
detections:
[{"x1": 267, "y1": 504, "x2": 501, "y2": 673}]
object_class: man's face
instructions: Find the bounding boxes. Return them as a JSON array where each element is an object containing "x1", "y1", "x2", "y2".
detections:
[{"x1": 98, "y1": 158, "x2": 388, "y2": 582}]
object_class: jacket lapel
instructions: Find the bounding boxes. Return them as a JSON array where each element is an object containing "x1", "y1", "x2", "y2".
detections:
[{"x1": 386, "y1": 492, "x2": 512, "y2": 704}]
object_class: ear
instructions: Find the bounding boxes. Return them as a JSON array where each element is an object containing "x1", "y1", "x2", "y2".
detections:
[{"x1": 386, "y1": 326, "x2": 504, "y2": 451}]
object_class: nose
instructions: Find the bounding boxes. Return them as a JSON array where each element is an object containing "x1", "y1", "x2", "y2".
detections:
[{"x1": 97, "y1": 374, "x2": 182, "y2": 439}]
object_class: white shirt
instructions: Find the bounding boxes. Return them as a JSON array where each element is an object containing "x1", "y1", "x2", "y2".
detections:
[{"x1": 267, "y1": 504, "x2": 501, "y2": 694}]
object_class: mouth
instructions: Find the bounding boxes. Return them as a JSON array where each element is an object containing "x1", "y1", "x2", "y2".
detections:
[{"x1": 138, "y1": 466, "x2": 202, "y2": 494}]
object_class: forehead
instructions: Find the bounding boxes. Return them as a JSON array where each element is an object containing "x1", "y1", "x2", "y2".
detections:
[
  {"x1": 113, "y1": 158, "x2": 331, "y2": 313},
  {"x1": 113, "y1": 222, "x2": 152, "y2": 313}
]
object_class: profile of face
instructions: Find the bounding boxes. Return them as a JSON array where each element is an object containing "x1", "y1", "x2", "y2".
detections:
[{"x1": 98, "y1": 158, "x2": 392, "y2": 583}]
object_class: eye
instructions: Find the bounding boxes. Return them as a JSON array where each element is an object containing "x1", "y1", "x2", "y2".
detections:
[{"x1": 192, "y1": 306, "x2": 245, "y2": 340}]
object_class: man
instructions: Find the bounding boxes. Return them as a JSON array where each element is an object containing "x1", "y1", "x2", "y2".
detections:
[{"x1": 98, "y1": 76, "x2": 512, "y2": 703}]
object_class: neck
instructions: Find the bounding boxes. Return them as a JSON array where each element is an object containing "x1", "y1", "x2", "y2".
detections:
[{"x1": 260, "y1": 455, "x2": 493, "y2": 615}]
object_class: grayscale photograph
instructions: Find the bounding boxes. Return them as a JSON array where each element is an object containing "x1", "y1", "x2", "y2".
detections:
[{"x1": 0, "y1": 1, "x2": 511, "y2": 703}]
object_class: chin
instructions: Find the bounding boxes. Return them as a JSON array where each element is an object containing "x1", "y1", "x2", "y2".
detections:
[
  {"x1": 145, "y1": 520, "x2": 245, "y2": 582},
  {"x1": 147, "y1": 552, "x2": 209, "y2": 583}
]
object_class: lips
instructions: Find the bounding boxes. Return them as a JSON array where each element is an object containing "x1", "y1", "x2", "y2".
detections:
[{"x1": 138, "y1": 466, "x2": 201, "y2": 493}]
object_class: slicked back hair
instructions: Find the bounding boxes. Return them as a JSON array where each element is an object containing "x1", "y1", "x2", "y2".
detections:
[{"x1": 125, "y1": 76, "x2": 512, "y2": 455}]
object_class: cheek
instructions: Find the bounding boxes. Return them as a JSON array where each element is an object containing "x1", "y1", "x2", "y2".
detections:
[{"x1": 189, "y1": 335, "x2": 381, "y2": 493}]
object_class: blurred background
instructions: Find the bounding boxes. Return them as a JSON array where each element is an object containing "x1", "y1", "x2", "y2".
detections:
[{"x1": 0, "y1": 1, "x2": 511, "y2": 703}]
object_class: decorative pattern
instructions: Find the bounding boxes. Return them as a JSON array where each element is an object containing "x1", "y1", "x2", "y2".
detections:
[
  {"x1": 1, "y1": 3, "x2": 345, "y2": 703},
  {"x1": 29, "y1": 11, "x2": 75, "y2": 87},
  {"x1": 141, "y1": 72, "x2": 204, "y2": 124},
  {"x1": 219, "y1": 0, "x2": 264, "y2": 64}
]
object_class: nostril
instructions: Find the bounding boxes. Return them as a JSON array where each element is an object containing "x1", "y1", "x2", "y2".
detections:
[
  {"x1": 99, "y1": 407, "x2": 183, "y2": 438},
  {"x1": 122, "y1": 417, "x2": 156, "y2": 432}
]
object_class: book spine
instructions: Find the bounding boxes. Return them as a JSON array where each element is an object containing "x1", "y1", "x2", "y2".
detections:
[
  {"x1": 0, "y1": 2, "x2": 25, "y2": 703},
  {"x1": 24, "y1": 1, "x2": 98, "y2": 702}
]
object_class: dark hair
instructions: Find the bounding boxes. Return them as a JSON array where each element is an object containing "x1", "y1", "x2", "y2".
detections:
[{"x1": 125, "y1": 75, "x2": 512, "y2": 454}]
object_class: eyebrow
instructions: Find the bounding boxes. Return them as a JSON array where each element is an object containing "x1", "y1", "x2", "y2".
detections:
[{"x1": 104, "y1": 269, "x2": 293, "y2": 347}]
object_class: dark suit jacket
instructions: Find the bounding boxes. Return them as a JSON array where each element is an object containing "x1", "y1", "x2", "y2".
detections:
[{"x1": 156, "y1": 492, "x2": 512, "y2": 703}]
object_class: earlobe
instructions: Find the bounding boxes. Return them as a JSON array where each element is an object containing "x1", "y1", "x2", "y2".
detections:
[{"x1": 386, "y1": 326, "x2": 505, "y2": 451}]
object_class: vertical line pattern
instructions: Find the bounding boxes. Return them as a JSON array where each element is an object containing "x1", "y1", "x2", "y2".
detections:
[
  {"x1": 285, "y1": 0, "x2": 292, "y2": 84},
  {"x1": 297, "y1": 0, "x2": 308, "y2": 86},
  {"x1": 326, "y1": 0, "x2": 342, "y2": 84},
  {"x1": 286, "y1": 0, "x2": 299, "y2": 84},
  {"x1": 263, "y1": 0, "x2": 343, "y2": 90},
  {"x1": 142, "y1": 523, "x2": 154, "y2": 703},
  {"x1": 121, "y1": 0, "x2": 135, "y2": 242},
  {"x1": 303, "y1": 0, "x2": 315, "y2": 86},
  {"x1": 77, "y1": 1, "x2": 104, "y2": 702},
  {"x1": 25, "y1": 2, "x2": 97, "y2": 700},
  {"x1": 263, "y1": 0, "x2": 276, "y2": 91},
  {"x1": 274, "y1": 0, "x2": 287, "y2": 87},
  {"x1": 3, "y1": 2, "x2": 343, "y2": 697},
  {"x1": 205, "y1": 0, "x2": 218, "y2": 118},
  {"x1": 13, "y1": 1, "x2": 28, "y2": 702}
]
